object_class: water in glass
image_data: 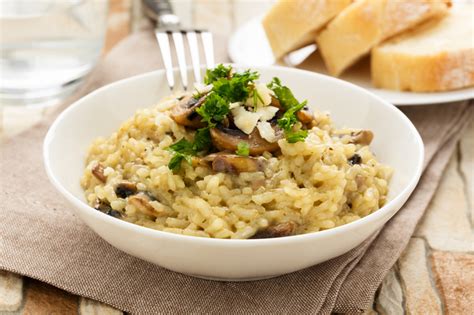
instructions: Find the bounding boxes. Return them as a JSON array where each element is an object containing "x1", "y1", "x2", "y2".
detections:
[{"x1": 0, "y1": 0, "x2": 108, "y2": 107}]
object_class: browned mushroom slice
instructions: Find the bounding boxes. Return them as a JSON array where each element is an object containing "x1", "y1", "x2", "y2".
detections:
[
  {"x1": 210, "y1": 126, "x2": 280, "y2": 156},
  {"x1": 93, "y1": 198, "x2": 112, "y2": 212},
  {"x1": 271, "y1": 96, "x2": 314, "y2": 127},
  {"x1": 170, "y1": 94, "x2": 207, "y2": 128},
  {"x1": 251, "y1": 221, "x2": 297, "y2": 239},
  {"x1": 350, "y1": 130, "x2": 374, "y2": 145},
  {"x1": 92, "y1": 163, "x2": 106, "y2": 183},
  {"x1": 203, "y1": 153, "x2": 266, "y2": 174},
  {"x1": 348, "y1": 153, "x2": 362, "y2": 165},
  {"x1": 93, "y1": 199, "x2": 123, "y2": 218},
  {"x1": 270, "y1": 95, "x2": 283, "y2": 109},
  {"x1": 296, "y1": 106, "x2": 315, "y2": 125},
  {"x1": 115, "y1": 182, "x2": 137, "y2": 198},
  {"x1": 128, "y1": 193, "x2": 157, "y2": 217}
]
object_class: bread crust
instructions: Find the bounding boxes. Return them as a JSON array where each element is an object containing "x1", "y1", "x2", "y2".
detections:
[
  {"x1": 316, "y1": 0, "x2": 450, "y2": 76},
  {"x1": 262, "y1": 0, "x2": 351, "y2": 60},
  {"x1": 372, "y1": 47, "x2": 474, "y2": 92},
  {"x1": 371, "y1": 5, "x2": 473, "y2": 92}
]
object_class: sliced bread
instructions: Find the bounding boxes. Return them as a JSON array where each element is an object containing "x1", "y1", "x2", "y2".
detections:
[
  {"x1": 316, "y1": 0, "x2": 450, "y2": 76},
  {"x1": 372, "y1": 5, "x2": 474, "y2": 92},
  {"x1": 262, "y1": 0, "x2": 352, "y2": 60}
]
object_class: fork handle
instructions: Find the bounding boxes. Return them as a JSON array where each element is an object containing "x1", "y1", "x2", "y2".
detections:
[
  {"x1": 144, "y1": 0, "x2": 172, "y2": 15},
  {"x1": 143, "y1": 0, "x2": 178, "y2": 25}
]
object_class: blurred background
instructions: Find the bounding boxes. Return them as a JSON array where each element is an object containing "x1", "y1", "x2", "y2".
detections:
[{"x1": 0, "y1": 0, "x2": 275, "y2": 139}]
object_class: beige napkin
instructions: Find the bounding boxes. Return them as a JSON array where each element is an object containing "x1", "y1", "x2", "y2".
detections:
[{"x1": 0, "y1": 31, "x2": 472, "y2": 314}]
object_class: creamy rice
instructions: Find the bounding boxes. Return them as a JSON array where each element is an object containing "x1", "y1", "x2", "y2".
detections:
[{"x1": 81, "y1": 95, "x2": 392, "y2": 239}]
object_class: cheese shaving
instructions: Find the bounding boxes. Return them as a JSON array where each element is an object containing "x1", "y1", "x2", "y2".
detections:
[
  {"x1": 257, "y1": 121, "x2": 277, "y2": 143},
  {"x1": 231, "y1": 106, "x2": 261, "y2": 134}
]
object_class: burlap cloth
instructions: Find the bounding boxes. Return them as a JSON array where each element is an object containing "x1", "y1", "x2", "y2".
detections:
[{"x1": 0, "y1": 31, "x2": 472, "y2": 314}]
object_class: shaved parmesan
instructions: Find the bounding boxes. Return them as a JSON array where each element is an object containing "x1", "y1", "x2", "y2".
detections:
[
  {"x1": 229, "y1": 102, "x2": 242, "y2": 109},
  {"x1": 232, "y1": 106, "x2": 261, "y2": 134},
  {"x1": 257, "y1": 121, "x2": 277, "y2": 143},
  {"x1": 256, "y1": 106, "x2": 279, "y2": 121},
  {"x1": 194, "y1": 82, "x2": 213, "y2": 95},
  {"x1": 246, "y1": 83, "x2": 273, "y2": 107}
]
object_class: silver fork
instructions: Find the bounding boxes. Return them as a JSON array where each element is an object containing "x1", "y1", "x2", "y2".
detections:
[{"x1": 143, "y1": 0, "x2": 215, "y2": 91}]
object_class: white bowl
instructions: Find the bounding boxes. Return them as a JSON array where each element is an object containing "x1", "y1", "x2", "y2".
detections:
[{"x1": 44, "y1": 66, "x2": 424, "y2": 281}]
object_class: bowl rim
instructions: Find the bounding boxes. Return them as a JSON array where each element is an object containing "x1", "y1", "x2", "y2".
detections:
[{"x1": 43, "y1": 64, "x2": 424, "y2": 246}]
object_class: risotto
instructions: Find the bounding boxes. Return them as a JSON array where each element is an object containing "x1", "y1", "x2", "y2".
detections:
[{"x1": 81, "y1": 65, "x2": 392, "y2": 239}]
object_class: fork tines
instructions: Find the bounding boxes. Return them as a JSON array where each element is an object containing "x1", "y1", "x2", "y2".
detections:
[{"x1": 155, "y1": 29, "x2": 214, "y2": 91}]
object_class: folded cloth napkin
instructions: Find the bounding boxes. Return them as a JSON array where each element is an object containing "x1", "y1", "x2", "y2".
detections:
[{"x1": 0, "y1": 31, "x2": 472, "y2": 314}]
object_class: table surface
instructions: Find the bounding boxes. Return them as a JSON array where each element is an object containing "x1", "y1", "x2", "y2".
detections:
[{"x1": 0, "y1": 1, "x2": 472, "y2": 314}]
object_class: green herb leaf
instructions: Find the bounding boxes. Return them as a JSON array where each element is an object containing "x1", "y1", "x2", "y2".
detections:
[
  {"x1": 168, "y1": 153, "x2": 187, "y2": 171},
  {"x1": 268, "y1": 77, "x2": 309, "y2": 143},
  {"x1": 196, "y1": 93, "x2": 229, "y2": 127},
  {"x1": 168, "y1": 138, "x2": 194, "y2": 155},
  {"x1": 198, "y1": 66, "x2": 259, "y2": 128},
  {"x1": 193, "y1": 127, "x2": 211, "y2": 152},
  {"x1": 277, "y1": 100, "x2": 307, "y2": 131},
  {"x1": 204, "y1": 64, "x2": 232, "y2": 84},
  {"x1": 167, "y1": 128, "x2": 212, "y2": 171},
  {"x1": 267, "y1": 77, "x2": 301, "y2": 110},
  {"x1": 167, "y1": 139, "x2": 194, "y2": 171},
  {"x1": 285, "y1": 130, "x2": 308, "y2": 143},
  {"x1": 212, "y1": 69, "x2": 259, "y2": 103},
  {"x1": 249, "y1": 86, "x2": 265, "y2": 109},
  {"x1": 236, "y1": 141, "x2": 250, "y2": 156}
]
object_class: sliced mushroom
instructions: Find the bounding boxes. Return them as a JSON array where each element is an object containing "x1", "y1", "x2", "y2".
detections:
[
  {"x1": 210, "y1": 125, "x2": 281, "y2": 156},
  {"x1": 170, "y1": 94, "x2": 207, "y2": 128},
  {"x1": 350, "y1": 130, "x2": 374, "y2": 145},
  {"x1": 270, "y1": 95, "x2": 283, "y2": 109},
  {"x1": 107, "y1": 209, "x2": 123, "y2": 218},
  {"x1": 92, "y1": 163, "x2": 106, "y2": 183},
  {"x1": 348, "y1": 153, "x2": 362, "y2": 165},
  {"x1": 93, "y1": 199, "x2": 123, "y2": 218},
  {"x1": 202, "y1": 153, "x2": 266, "y2": 174},
  {"x1": 296, "y1": 106, "x2": 315, "y2": 125},
  {"x1": 251, "y1": 221, "x2": 297, "y2": 239},
  {"x1": 93, "y1": 198, "x2": 112, "y2": 212},
  {"x1": 128, "y1": 193, "x2": 157, "y2": 217},
  {"x1": 115, "y1": 182, "x2": 137, "y2": 198},
  {"x1": 271, "y1": 96, "x2": 314, "y2": 127}
]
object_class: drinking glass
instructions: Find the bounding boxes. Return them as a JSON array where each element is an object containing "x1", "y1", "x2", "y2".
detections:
[{"x1": 0, "y1": 0, "x2": 108, "y2": 108}]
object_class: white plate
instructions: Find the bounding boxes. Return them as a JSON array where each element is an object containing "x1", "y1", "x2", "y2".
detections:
[{"x1": 228, "y1": 16, "x2": 474, "y2": 106}]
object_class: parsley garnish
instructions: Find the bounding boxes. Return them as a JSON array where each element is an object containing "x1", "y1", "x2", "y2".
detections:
[
  {"x1": 268, "y1": 77, "x2": 309, "y2": 143},
  {"x1": 196, "y1": 66, "x2": 259, "y2": 126},
  {"x1": 168, "y1": 138, "x2": 194, "y2": 155},
  {"x1": 236, "y1": 142, "x2": 250, "y2": 156},
  {"x1": 267, "y1": 77, "x2": 300, "y2": 110},
  {"x1": 193, "y1": 127, "x2": 212, "y2": 152},
  {"x1": 167, "y1": 139, "x2": 194, "y2": 171},
  {"x1": 250, "y1": 86, "x2": 265, "y2": 109},
  {"x1": 167, "y1": 128, "x2": 212, "y2": 171},
  {"x1": 286, "y1": 130, "x2": 309, "y2": 143},
  {"x1": 212, "y1": 69, "x2": 259, "y2": 103},
  {"x1": 204, "y1": 64, "x2": 232, "y2": 84},
  {"x1": 277, "y1": 100, "x2": 307, "y2": 131},
  {"x1": 168, "y1": 153, "x2": 190, "y2": 171},
  {"x1": 195, "y1": 93, "x2": 229, "y2": 127},
  {"x1": 167, "y1": 67, "x2": 311, "y2": 171}
]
